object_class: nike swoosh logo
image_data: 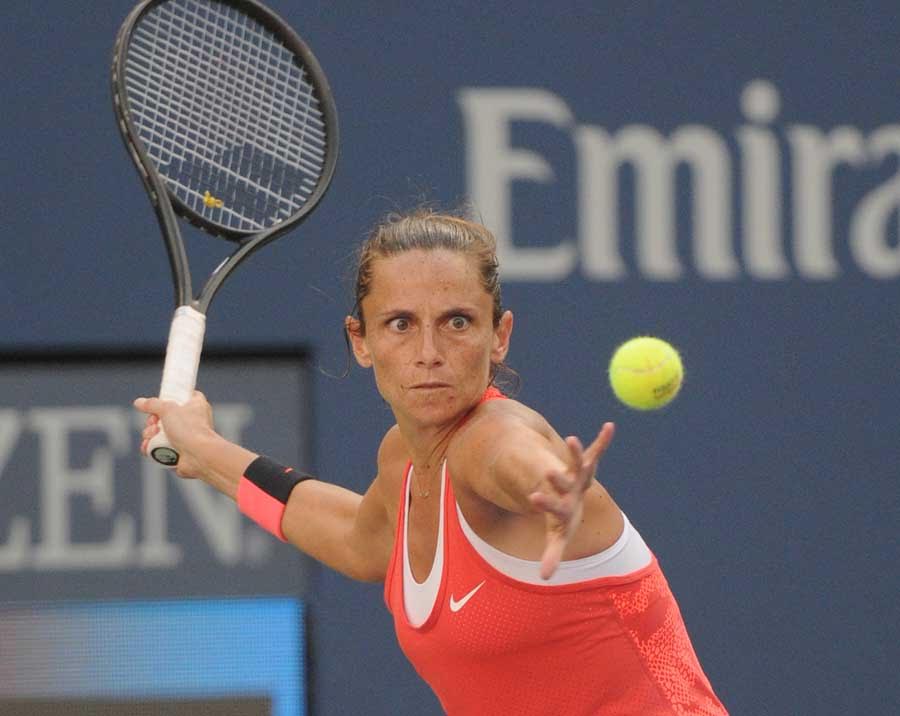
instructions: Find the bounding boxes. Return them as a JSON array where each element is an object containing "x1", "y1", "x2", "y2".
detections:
[{"x1": 449, "y1": 581, "x2": 485, "y2": 613}]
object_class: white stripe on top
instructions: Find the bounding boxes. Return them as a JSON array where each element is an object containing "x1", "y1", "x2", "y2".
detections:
[{"x1": 402, "y1": 461, "x2": 654, "y2": 625}]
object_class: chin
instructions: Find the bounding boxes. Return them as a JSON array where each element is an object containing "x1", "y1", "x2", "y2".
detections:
[{"x1": 402, "y1": 388, "x2": 465, "y2": 423}]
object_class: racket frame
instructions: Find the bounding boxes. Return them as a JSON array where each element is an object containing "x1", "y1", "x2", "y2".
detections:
[
  {"x1": 111, "y1": 0, "x2": 339, "y2": 312},
  {"x1": 111, "y1": 0, "x2": 338, "y2": 464}
]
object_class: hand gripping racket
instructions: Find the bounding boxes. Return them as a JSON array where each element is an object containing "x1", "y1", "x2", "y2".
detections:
[{"x1": 112, "y1": 0, "x2": 338, "y2": 466}]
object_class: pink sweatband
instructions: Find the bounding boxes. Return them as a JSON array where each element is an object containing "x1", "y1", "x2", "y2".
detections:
[{"x1": 236, "y1": 456, "x2": 312, "y2": 541}]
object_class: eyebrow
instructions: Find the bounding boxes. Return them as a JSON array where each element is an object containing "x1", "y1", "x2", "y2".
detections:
[{"x1": 373, "y1": 305, "x2": 479, "y2": 320}]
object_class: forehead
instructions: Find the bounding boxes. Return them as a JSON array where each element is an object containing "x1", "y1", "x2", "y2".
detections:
[{"x1": 367, "y1": 249, "x2": 486, "y2": 304}]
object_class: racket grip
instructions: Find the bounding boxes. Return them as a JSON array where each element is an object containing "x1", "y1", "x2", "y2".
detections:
[{"x1": 148, "y1": 306, "x2": 207, "y2": 467}]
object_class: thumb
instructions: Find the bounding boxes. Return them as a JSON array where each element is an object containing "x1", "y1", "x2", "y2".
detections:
[{"x1": 133, "y1": 396, "x2": 168, "y2": 415}]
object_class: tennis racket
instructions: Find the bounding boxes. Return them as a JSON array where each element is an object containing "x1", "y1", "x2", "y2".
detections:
[{"x1": 112, "y1": 0, "x2": 338, "y2": 466}]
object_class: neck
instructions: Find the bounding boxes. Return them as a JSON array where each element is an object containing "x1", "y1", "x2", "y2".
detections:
[
  {"x1": 398, "y1": 419, "x2": 457, "y2": 475},
  {"x1": 394, "y1": 389, "x2": 488, "y2": 476}
]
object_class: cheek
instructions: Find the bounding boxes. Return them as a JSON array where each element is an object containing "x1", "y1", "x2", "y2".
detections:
[
  {"x1": 368, "y1": 346, "x2": 410, "y2": 391},
  {"x1": 369, "y1": 363, "x2": 395, "y2": 402},
  {"x1": 453, "y1": 336, "x2": 493, "y2": 373}
]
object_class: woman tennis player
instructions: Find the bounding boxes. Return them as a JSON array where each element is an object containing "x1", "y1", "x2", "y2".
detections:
[{"x1": 135, "y1": 208, "x2": 729, "y2": 715}]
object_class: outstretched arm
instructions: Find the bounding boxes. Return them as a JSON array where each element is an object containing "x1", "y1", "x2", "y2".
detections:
[
  {"x1": 134, "y1": 392, "x2": 393, "y2": 582},
  {"x1": 457, "y1": 409, "x2": 616, "y2": 580}
]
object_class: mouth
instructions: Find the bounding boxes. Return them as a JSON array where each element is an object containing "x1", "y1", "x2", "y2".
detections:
[{"x1": 409, "y1": 382, "x2": 451, "y2": 390}]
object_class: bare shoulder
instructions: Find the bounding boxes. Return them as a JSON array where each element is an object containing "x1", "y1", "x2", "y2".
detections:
[
  {"x1": 449, "y1": 397, "x2": 566, "y2": 467},
  {"x1": 372, "y1": 423, "x2": 409, "y2": 503}
]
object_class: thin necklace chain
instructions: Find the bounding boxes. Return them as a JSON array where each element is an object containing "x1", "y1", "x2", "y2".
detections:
[
  {"x1": 414, "y1": 461, "x2": 444, "y2": 499},
  {"x1": 415, "y1": 470, "x2": 432, "y2": 498}
]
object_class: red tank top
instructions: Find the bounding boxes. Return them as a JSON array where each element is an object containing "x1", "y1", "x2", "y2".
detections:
[{"x1": 383, "y1": 390, "x2": 728, "y2": 715}]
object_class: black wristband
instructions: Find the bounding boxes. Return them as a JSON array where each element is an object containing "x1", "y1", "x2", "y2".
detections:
[
  {"x1": 243, "y1": 456, "x2": 313, "y2": 504},
  {"x1": 237, "y1": 456, "x2": 314, "y2": 541}
]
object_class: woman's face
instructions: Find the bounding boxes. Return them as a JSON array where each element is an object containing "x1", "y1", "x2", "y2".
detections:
[{"x1": 348, "y1": 249, "x2": 512, "y2": 430}]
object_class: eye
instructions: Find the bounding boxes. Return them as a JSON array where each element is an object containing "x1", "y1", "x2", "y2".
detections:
[
  {"x1": 388, "y1": 317, "x2": 411, "y2": 332},
  {"x1": 448, "y1": 315, "x2": 470, "y2": 330}
]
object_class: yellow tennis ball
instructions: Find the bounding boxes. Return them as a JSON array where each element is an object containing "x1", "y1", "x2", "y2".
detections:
[{"x1": 608, "y1": 336, "x2": 683, "y2": 410}]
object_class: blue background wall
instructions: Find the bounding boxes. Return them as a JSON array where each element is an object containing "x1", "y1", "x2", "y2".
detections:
[{"x1": 2, "y1": 2, "x2": 899, "y2": 714}]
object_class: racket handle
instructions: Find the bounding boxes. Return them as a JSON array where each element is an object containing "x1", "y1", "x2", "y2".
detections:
[{"x1": 148, "y1": 306, "x2": 207, "y2": 467}]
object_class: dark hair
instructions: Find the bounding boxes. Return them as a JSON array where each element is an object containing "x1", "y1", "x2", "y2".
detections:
[{"x1": 348, "y1": 206, "x2": 518, "y2": 391}]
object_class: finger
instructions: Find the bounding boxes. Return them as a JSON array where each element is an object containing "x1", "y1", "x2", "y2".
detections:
[
  {"x1": 565, "y1": 435, "x2": 595, "y2": 490},
  {"x1": 564, "y1": 435, "x2": 584, "y2": 469},
  {"x1": 540, "y1": 535, "x2": 565, "y2": 580},
  {"x1": 583, "y1": 422, "x2": 615, "y2": 466},
  {"x1": 529, "y1": 490, "x2": 571, "y2": 521},
  {"x1": 547, "y1": 471, "x2": 576, "y2": 494}
]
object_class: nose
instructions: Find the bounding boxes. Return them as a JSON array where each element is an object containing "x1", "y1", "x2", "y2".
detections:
[{"x1": 415, "y1": 324, "x2": 444, "y2": 367}]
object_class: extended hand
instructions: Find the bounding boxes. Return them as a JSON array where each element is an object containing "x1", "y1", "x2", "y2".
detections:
[{"x1": 528, "y1": 422, "x2": 615, "y2": 580}]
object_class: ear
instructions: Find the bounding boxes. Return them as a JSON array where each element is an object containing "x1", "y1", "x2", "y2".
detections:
[
  {"x1": 491, "y1": 310, "x2": 513, "y2": 364},
  {"x1": 345, "y1": 316, "x2": 373, "y2": 368}
]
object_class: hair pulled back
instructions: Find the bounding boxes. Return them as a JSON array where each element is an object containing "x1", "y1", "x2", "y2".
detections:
[{"x1": 352, "y1": 207, "x2": 502, "y2": 332}]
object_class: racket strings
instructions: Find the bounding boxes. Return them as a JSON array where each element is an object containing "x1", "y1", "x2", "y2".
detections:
[
  {"x1": 123, "y1": 0, "x2": 328, "y2": 232},
  {"x1": 136, "y1": 1, "x2": 323, "y2": 216},
  {"x1": 140, "y1": 3, "x2": 324, "y2": 188},
  {"x1": 143, "y1": 4, "x2": 326, "y2": 164}
]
